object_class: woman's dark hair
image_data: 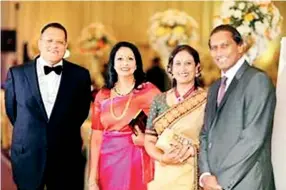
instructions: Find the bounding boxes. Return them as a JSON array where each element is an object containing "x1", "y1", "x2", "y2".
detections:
[
  {"x1": 167, "y1": 45, "x2": 202, "y2": 88},
  {"x1": 106, "y1": 41, "x2": 146, "y2": 89}
]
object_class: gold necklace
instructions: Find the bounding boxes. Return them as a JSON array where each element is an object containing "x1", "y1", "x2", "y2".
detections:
[
  {"x1": 114, "y1": 86, "x2": 133, "y2": 96},
  {"x1": 110, "y1": 90, "x2": 133, "y2": 120},
  {"x1": 114, "y1": 82, "x2": 135, "y2": 96}
]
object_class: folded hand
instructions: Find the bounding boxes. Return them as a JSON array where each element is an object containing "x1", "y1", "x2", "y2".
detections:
[
  {"x1": 202, "y1": 175, "x2": 222, "y2": 190},
  {"x1": 176, "y1": 143, "x2": 195, "y2": 162},
  {"x1": 131, "y1": 125, "x2": 145, "y2": 146},
  {"x1": 161, "y1": 143, "x2": 195, "y2": 164}
]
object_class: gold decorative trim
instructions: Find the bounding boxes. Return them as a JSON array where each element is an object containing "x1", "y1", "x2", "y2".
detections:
[{"x1": 153, "y1": 89, "x2": 206, "y2": 135}]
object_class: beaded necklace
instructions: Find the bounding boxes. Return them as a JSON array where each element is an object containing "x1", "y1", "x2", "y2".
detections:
[{"x1": 174, "y1": 85, "x2": 196, "y2": 103}]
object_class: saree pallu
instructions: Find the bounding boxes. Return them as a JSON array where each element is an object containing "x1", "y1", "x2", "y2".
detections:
[
  {"x1": 98, "y1": 131, "x2": 153, "y2": 190},
  {"x1": 148, "y1": 89, "x2": 207, "y2": 190}
]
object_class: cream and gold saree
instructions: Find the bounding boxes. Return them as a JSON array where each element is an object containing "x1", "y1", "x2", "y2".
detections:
[{"x1": 146, "y1": 88, "x2": 207, "y2": 190}]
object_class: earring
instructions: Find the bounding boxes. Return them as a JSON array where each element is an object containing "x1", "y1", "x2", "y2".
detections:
[
  {"x1": 196, "y1": 65, "x2": 201, "y2": 77},
  {"x1": 195, "y1": 72, "x2": 201, "y2": 78},
  {"x1": 167, "y1": 68, "x2": 172, "y2": 75}
]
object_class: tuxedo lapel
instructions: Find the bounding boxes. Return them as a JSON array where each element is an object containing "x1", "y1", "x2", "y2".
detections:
[
  {"x1": 24, "y1": 59, "x2": 48, "y2": 122},
  {"x1": 49, "y1": 61, "x2": 74, "y2": 122}
]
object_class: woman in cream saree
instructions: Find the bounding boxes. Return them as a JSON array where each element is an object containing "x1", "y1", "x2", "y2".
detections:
[{"x1": 145, "y1": 45, "x2": 207, "y2": 190}]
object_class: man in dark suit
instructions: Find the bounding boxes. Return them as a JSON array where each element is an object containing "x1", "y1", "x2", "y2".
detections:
[
  {"x1": 146, "y1": 57, "x2": 171, "y2": 92},
  {"x1": 199, "y1": 24, "x2": 276, "y2": 190},
  {"x1": 5, "y1": 23, "x2": 91, "y2": 190}
]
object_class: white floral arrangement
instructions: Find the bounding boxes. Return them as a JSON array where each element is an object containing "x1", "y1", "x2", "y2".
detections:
[
  {"x1": 77, "y1": 23, "x2": 116, "y2": 58},
  {"x1": 214, "y1": 0, "x2": 283, "y2": 63},
  {"x1": 148, "y1": 9, "x2": 199, "y2": 67}
]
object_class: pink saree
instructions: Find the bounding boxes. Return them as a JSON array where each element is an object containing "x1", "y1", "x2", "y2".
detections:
[
  {"x1": 92, "y1": 82, "x2": 160, "y2": 190},
  {"x1": 98, "y1": 131, "x2": 152, "y2": 190}
]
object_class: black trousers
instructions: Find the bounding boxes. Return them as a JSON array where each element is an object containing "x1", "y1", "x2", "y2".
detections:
[{"x1": 18, "y1": 156, "x2": 86, "y2": 190}]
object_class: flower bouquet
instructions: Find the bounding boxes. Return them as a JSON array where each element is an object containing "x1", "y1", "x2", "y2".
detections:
[
  {"x1": 148, "y1": 9, "x2": 199, "y2": 67},
  {"x1": 214, "y1": 0, "x2": 283, "y2": 63},
  {"x1": 78, "y1": 22, "x2": 116, "y2": 59}
]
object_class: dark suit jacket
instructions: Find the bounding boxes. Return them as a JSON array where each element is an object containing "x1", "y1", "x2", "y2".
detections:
[
  {"x1": 5, "y1": 58, "x2": 91, "y2": 189},
  {"x1": 199, "y1": 62, "x2": 276, "y2": 190}
]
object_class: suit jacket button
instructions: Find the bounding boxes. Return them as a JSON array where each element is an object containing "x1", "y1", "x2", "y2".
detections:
[{"x1": 208, "y1": 143, "x2": 212, "y2": 149}]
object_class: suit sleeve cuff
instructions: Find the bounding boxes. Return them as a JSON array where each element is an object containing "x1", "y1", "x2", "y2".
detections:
[{"x1": 199, "y1": 172, "x2": 211, "y2": 187}]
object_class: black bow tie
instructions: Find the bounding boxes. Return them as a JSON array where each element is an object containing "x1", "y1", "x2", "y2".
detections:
[{"x1": 44, "y1": 65, "x2": 63, "y2": 75}]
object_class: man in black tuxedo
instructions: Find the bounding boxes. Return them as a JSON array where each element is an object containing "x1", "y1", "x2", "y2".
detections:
[{"x1": 5, "y1": 22, "x2": 91, "y2": 190}]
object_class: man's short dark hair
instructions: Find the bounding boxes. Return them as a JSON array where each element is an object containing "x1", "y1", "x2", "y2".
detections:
[
  {"x1": 208, "y1": 24, "x2": 243, "y2": 48},
  {"x1": 41, "y1": 22, "x2": 67, "y2": 41}
]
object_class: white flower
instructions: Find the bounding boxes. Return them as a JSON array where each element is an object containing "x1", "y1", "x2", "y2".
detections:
[
  {"x1": 166, "y1": 19, "x2": 176, "y2": 26},
  {"x1": 230, "y1": 9, "x2": 236, "y2": 16},
  {"x1": 254, "y1": 21, "x2": 267, "y2": 35},
  {"x1": 242, "y1": 21, "x2": 251, "y2": 29},
  {"x1": 259, "y1": 6, "x2": 268, "y2": 14},
  {"x1": 262, "y1": 18, "x2": 268, "y2": 24},
  {"x1": 177, "y1": 17, "x2": 187, "y2": 25},
  {"x1": 253, "y1": 12, "x2": 259, "y2": 19},
  {"x1": 234, "y1": 10, "x2": 242, "y2": 18},
  {"x1": 215, "y1": 1, "x2": 282, "y2": 62},
  {"x1": 78, "y1": 22, "x2": 116, "y2": 56},
  {"x1": 237, "y1": 25, "x2": 251, "y2": 35},
  {"x1": 148, "y1": 9, "x2": 199, "y2": 67},
  {"x1": 272, "y1": 7, "x2": 281, "y2": 26},
  {"x1": 238, "y1": 2, "x2": 246, "y2": 10}
]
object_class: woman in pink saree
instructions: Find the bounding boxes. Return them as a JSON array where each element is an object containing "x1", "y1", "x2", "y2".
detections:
[
  {"x1": 88, "y1": 41, "x2": 160, "y2": 190},
  {"x1": 145, "y1": 45, "x2": 207, "y2": 190}
]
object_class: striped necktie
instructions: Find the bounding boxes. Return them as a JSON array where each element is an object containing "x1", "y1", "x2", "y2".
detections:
[{"x1": 217, "y1": 76, "x2": 228, "y2": 106}]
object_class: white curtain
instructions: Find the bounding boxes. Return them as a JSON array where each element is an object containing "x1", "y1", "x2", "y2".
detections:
[{"x1": 272, "y1": 37, "x2": 286, "y2": 190}]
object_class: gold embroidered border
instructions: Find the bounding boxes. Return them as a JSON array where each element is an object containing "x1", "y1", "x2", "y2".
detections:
[{"x1": 153, "y1": 89, "x2": 206, "y2": 135}]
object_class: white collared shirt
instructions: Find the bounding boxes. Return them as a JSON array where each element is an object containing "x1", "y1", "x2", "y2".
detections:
[
  {"x1": 36, "y1": 56, "x2": 62, "y2": 118},
  {"x1": 221, "y1": 55, "x2": 246, "y2": 91}
]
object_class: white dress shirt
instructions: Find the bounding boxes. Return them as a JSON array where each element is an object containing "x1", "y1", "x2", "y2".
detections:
[
  {"x1": 221, "y1": 55, "x2": 246, "y2": 91},
  {"x1": 199, "y1": 55, "x2": 247, "y2": 187},
  {"x1": 37, "y1": 56, "x2": 62, "y2": 118}
]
